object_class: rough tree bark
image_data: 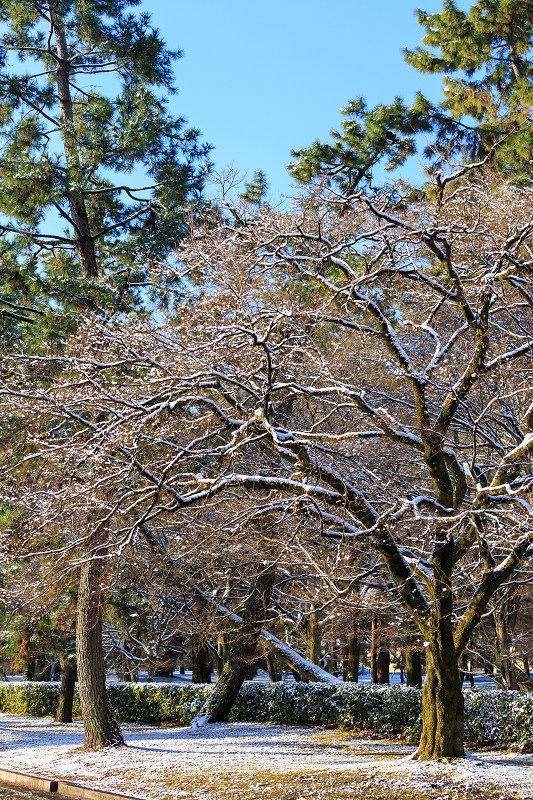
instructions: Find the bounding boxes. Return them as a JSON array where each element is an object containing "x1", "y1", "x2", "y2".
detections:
[
  {"x1": 415, "y1": 537, "x2": 464, "y2": 760},
  {"x1": 77, "y1": 549, "x2": 124, "y2": 748}
]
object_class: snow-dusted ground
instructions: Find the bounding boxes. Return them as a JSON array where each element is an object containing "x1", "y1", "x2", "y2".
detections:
[{"x1": 0, "y1": 714, "x2": 530, "y2": 799}]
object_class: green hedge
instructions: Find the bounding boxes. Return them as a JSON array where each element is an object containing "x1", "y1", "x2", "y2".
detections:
[{"x1": 0, "y1": 681, "x2": 532, "y2": 748}]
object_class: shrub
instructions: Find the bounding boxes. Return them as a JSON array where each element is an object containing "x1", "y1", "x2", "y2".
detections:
[
  {"x1": 0, "y1": 681, "x2": 59, "y2": 716},
  {"x1": 1, "y1": 681, "x2": 532, "y2": 748}
]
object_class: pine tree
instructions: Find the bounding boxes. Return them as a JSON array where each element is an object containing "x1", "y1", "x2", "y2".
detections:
[
  {"x1": 240, "y1": 170, "x2": 269, "y2": 207},
  {"x1": 404, "y1": 0, "x2": 533, "y2": 168},
  {"x1": 288, "y1": 95, "x2": 432, "y2": 196},
  {"x1": 0, "y1": 0, "x2": 211, "y2": 333}
]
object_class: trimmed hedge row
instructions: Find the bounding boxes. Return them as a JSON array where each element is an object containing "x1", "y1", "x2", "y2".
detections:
[{"x1": 0, "y1": 681, "x2": 532, "y2": 748}]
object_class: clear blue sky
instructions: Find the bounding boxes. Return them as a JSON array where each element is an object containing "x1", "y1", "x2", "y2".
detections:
[{"x1": 145, "y1": 1, "x2": 448, "y2": 200}]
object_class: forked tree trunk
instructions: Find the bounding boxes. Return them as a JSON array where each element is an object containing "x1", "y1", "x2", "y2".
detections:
[
  {"x1": 77, "y1": 554, "x2": 124, "y2": 748},
  {"x1": 415, "y1": 644, "x2": 464, "y2": 759},
  {"x1": 56, "y1": 656, "x2": 76, "y2": 723},
  {"x1": 192, "y1": 569, "x2": 276, "y2": 725}
]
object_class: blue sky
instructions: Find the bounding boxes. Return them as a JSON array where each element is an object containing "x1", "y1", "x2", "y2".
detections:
[{"x1": 144, "y1": 1, "x2": 447, "y2": 200}]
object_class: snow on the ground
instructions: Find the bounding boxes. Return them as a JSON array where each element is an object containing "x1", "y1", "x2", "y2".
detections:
[{"x1": 0, "y1": 714, "x2": 531, "y2": 799}]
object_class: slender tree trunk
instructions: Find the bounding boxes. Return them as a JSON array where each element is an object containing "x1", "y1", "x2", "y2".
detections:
[
  {"x1": 56, "y1": 656, "x2": 76, "y2": 723},
  {"x1": 494, "y1": 609, "x2": 518, "y2": 689},
  {"x1": 77, "y1": 553, "x2": 124, "y2": 749},
  {"x1": 53, "y1": 16, "x2": 98, "y2": 278},
  {"x1": 523, "y1": 654, "x2": 530, "y2": 679},
  {"x1": 308, "y1": 607, "x2": 321, "y2": 665},
  {"x1": 192, "y1": 569, "x2": 276, "y2": 725},
  {"x1": 345, "y1": 632, "x2": 360, "y2": 682},
  {"x1": 370, "y1": 613, "x2": 379, "y2": 683}
]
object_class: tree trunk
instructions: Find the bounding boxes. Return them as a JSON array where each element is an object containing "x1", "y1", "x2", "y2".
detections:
[
  {"x1": 215, "y1": 632, "x2": 230, "y2": 678},
  {"x1": 494, "y1": 609, "x2": 518, "y2": 689},
  {"x1": 77, "y1": 553, "x2": 124, "y2": 748},
  {"x1": 377, "y1": 647, "x2": 390, "y2": 684},
  {"x1": 345, "y1": 632, "x2": 360, "y2": 682},
  {"x1": 192, "y1": 569, "x2": 276, "y2": 725},
  {"x1": 265, "y1": 651, "x2": 280, "y2": 682},
  {"x1": 24, "y1": 660, "x2": 35, "y2": 681},
  {"x1": 406, "y1": 640, "x2": 422, "y2": 687},
  {"x1": 53, "y1": 16, "x2": 98, "y2": 278},
  {"x1": 415, "y1": 645, "x2": 464, "y2": 759},
  {"x1": 56, "y1": 656, "x2": 76, "y2": 723},
  {"x1": 308, "y1": 607, "x2": 321, "y2": 665},
  {"x1": 370, "y1": 613, "x2": 379, "y2": 683},
  {"x1": 192, "y1": 634, "x2": 213, "y2": 683}
]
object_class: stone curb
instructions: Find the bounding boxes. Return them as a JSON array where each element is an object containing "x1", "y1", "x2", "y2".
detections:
[{"x1": 0, "y1": 769, "x2": 142, "y2": 800}]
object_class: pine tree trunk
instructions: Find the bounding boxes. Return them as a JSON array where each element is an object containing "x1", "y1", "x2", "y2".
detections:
[
  {"x1": 56, "y1": 656, "x2": 76, "y2": 723},
  {"x1": 77, "y1": 554, "x2": 124, "y2": 749},
  {"x1": 52, "y1": 16, "x2": 98, "y2": 278},
  {"x1": 192, "y1": 569, "x2": 276, "y2": 725}
]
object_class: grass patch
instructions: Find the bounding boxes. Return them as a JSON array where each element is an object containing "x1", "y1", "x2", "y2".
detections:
[{"x1": 151, "y1": 767, "x2": 509, "y2": 800}]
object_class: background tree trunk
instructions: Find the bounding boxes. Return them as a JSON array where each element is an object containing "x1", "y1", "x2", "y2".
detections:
[
  {"x1": 77, "y1": 553, "x2": 124, "y2": 748},
  {"x1": 345, "y1": 631, "x2": 360, "y2": 682},
  {"x1": 406, "y1": 638, "x2": 423, "y2": 687},
  {"x1": 370, "y1": 613, "x2": 379, "y2": 683},
  {"x1": 55, "y1": 656, "x2": 76, "y2": 723},
  {"x1": 192, "y1": 634, "x2": 213, "y2": 683},
  {"x1": 192, "y1": 569, "x2": 276, "y2": 725},
  {"x1": 377, "y1": 647, "x2": 390, "y2": 684},
  {"x1": 265, "y1": 651, "x2": 280, "y2": 682}
]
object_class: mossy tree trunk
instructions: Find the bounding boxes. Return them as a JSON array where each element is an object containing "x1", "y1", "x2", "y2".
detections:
[
  {"x1": 77, "y1": 551, "x2": 124, "y2": 749},
  {"x1": 415, "y1": 536, "x2": 464, "y2": 760},
  {"x1": 416, "y1": 644, "x2": 464, "y2": 759}
]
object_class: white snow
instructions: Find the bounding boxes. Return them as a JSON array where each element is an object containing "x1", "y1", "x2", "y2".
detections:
[{"x1": 0, "y1": 714, "x2": 532, "y2": 798}]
